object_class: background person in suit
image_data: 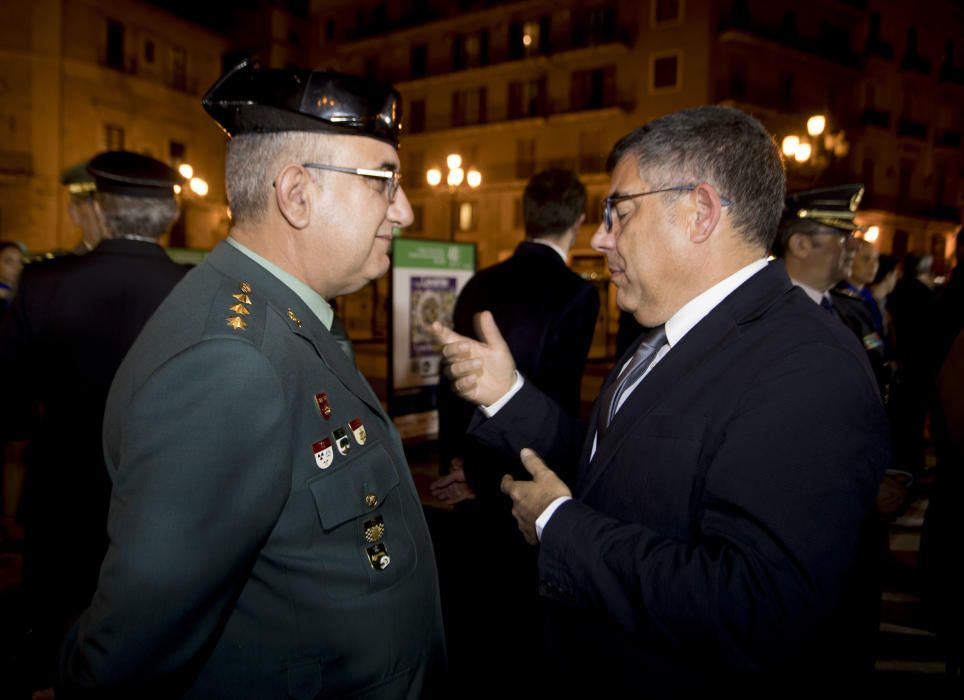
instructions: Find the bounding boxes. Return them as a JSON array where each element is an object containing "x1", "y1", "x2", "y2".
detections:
[
  {"x1": 56, "y1": 60, "x2": 444, "y2": 699},
  {"x1": 431, "y1": 168, "x2": 598, "y2": 692},
  {"x1": 0, "y1": 151, "x2": 187, "y2": 695},
  {"x1": 433, "y1": 106, "x2": 888, "y2": 691}
]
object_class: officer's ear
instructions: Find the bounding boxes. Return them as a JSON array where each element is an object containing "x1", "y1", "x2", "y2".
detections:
[
  {"x1": 274, "y1": 165, "x2": 314, "y2": 230},
  {"x1": 787, "y1": 231, "x2": 812, "y2": 258}
]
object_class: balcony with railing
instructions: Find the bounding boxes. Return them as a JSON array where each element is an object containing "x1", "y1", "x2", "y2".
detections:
[
  {"x1": 897, "y1": 118, "x2": 928, "y2": 140},
  {"x1": 718, "y1": 12, "x2": 862, "y2": 68}
]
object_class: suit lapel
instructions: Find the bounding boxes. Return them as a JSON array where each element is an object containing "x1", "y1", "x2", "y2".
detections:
[{"x1": 576, "y1": 262, "x2": 792, "y2": 496}]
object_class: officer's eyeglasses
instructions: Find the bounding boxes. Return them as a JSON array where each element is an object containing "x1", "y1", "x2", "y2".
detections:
[
  {"x1": 302, "y1": 162, "x2": 401, "y2": 203},
  {"x1": 601, "y1": 184, "x2": 733, "y2": 233}
]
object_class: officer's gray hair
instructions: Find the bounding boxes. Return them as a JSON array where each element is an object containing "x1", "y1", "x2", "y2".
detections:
[
  {"x1": 607, "y1": 106, "x2": 786, "y2": 251},
  {"x1": 96, "y1": 192, "x2": 180, "y2": 239},
  {"x1": 225, "y1": 132, "x2": 330, "y2": 226}
]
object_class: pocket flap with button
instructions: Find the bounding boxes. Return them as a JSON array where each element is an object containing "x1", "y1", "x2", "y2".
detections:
[{"x1": 307, "y1": 444, "x2": 400, "y2": 531}]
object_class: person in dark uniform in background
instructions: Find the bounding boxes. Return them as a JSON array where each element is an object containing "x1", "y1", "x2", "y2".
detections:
[
  {"x1": 842, "y1": 237, "x2": 885, "y2": 336},
  {"x1": 0, "y1": 151, "x2": 187, "y2": 695},
  {"x1": 431, "y1": 168, "x2": 598, "y2": 694},
  {"x1": 772, "y1": 184, "x2": 891, "y2": 400},
  {"x1": 57, "y1": 60, "x2": 444, "y2": 699},
  {"x1": 60, "y1": 160, "x2": 109, "y2": 255},
  {"x1": 888, "y1": 251, "x2": 938, "y2": 477}
]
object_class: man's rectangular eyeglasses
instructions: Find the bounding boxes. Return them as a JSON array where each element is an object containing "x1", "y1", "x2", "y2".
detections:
[
  {"x1": 601, "y1": 185, "x2": 733, "y2": 233},
  {"x1": 303, "y1": 162, "x2": 401, "y2": 203}
]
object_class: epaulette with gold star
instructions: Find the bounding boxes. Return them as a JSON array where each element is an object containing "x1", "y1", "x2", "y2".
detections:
[{"x1": 205, "y1": 278, "x2": 266, "y2": 343}]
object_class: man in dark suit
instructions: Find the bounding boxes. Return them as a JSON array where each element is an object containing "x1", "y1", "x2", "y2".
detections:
[
  {"x1": 56, "y1": 60, "x2": 444, "y2": 699},
  {"x1": 0, "y1": 151, "x2": 187, "y2": 693},
  {"x1": 433, "y1": 106, "x2": 888, "y2": 690},
  {"x1": 430, "y1": 168, "x2": 598, "y2": 691}
]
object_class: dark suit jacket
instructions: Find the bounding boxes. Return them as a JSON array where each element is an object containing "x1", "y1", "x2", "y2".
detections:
[
  {"x1": 57, "y1": 241, "x2": 444, "y2": 699},
  {"x1": 438, "y1": 240, "x2": 598, "y2": 494},
  {"x1": 0, "y1": 239, "x2": 186, "y2": 625},
  {"x1": 471, "y1": 261, "x2": 888, "y2": 686}
]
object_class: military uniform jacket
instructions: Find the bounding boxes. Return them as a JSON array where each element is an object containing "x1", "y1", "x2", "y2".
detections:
[
  {"x1": 831, "y1": 285, "x2": 893, "y2": 401},
  {"x1": 0, "y1": 239, "x2": 186, "y2": 620},
  {"x1": 58, "y1": 242, "x2": 445, "y2": 699}
]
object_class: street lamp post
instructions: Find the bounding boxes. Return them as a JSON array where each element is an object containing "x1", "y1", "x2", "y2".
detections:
[
  {"x1": 171, "y1": 162, "x2": 209, "y2": 247},
  {"x1": 426, "y1": 153, "x2": 481, "y2": 240}
]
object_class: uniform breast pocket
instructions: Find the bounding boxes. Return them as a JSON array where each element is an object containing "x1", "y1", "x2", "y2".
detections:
[{"x1": 306, "y1": 442, "x2": 418, "y2": 600}]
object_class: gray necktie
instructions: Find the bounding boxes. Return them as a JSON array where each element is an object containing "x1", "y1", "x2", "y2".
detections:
[
  {"x1": 597, "y1": 325, "x2": 667, "y2": 437},
  {"x1": 330, "y1": 315, "x2": 355, "y2": 363}
]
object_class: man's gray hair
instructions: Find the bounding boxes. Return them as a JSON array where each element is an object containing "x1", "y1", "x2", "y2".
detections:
[
  {"x1": 606, "y1": 106, "x2": 786, "y2": 250},
  {"x1": 225, "y1": 132, "x2": 329, "y2": 226},
  {"x1": 96, "y1": 192, "x2": 180, "y2": 239}
]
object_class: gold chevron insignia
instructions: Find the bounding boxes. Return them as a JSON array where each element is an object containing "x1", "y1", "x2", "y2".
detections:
[
  {"x1": 287, "y1": 308, "x2": 303, "y2": 327},
  {"x1": 228, "y1": 303, "x2": 250, "y2": 315},
  {"x1": 240, "y1": 281, "x2": 252, "y2": 293},
  {"x1": 226, "y1": 316, "x2": 248, "y2": 331},
  {"x1": 232, "y1": 293, "x2": 252, "y2": 305}
]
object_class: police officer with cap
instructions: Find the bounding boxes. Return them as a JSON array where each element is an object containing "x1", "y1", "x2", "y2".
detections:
[
  {"x1": 57, "y1": 60, "x2": 444, "y2": 699},
  {"x1": 60, "y1": 159, "x2": 108, "y2": 254},
  {"x1": 772, "y1": 184, "x2": 890, "y2": 399},
  {"x1": 0, "y1": 151, "x2": 186, "y2": 695}
]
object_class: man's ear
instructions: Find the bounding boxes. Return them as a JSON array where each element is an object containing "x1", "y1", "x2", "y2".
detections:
[
  {"x1": 786, "y1": 231, "x2": 813, "y2": 259},
  {"x1": 689, "y1": 183, "x2": 722, "y2": 243},
  {"x1": 274, "y1": 165, "x2": 314, "y2": 229}
]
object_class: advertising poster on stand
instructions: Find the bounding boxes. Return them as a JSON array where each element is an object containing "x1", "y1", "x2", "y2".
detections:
[{"x1": 390, "y1": 239, "x2": 475, "y2": 440}]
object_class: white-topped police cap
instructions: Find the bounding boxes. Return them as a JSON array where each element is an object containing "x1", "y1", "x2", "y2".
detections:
[
  {"x1": 783, "y1": 183, "x2": 865, "y2": 233},
  {"x1": 201, "y1": 58, "x2": 402, "y2": 148}
]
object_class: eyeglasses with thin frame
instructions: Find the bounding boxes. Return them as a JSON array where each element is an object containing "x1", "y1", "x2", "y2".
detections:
[
  {"x1": 601, "y1": 184, "x2": 733, "y2": 233},
  {"x1": 302, "y1": 162, "x2": 402, "y2": 203}
]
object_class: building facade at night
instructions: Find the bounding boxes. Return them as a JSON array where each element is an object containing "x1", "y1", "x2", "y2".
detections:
[
  {"x1": 0, "y1": 0, "x2": 230, "y2": 253},
  {"x1": 302, "y1": 0, "x2": 962, "y2": 340},
  {"x1": 1, "y1": 0, "x2": 961, "y2": 341}
]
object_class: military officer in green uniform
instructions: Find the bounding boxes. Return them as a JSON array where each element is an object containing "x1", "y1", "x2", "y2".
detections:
[{"x1": 58, "y1": 59, "x2": 445, "y2": 699}]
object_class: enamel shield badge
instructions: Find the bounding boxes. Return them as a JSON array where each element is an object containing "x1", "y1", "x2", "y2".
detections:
[
  {"x1": 315, "y1": 392, "x2": 332, "y2": 420},
  {"x1": 348, "y1": 417, "x2": 367, "y2": 446},
  {"x1": 333, "y1": 427, "x2": 351, "y2": 456},
  {"x1": 312, "y1": 437, "x2": 334, "y2": 469}
]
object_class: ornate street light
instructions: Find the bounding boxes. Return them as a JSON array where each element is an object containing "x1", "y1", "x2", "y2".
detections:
[
  {"x1": 426, "y1": 153, "x2": 481, "y2": 240},
  {"x1": 781, "y1": 113, "x2": 849, "y2": 185}
]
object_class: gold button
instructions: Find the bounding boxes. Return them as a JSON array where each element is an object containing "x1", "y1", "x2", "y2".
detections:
[{"x1": 365, "y1": 494, "x2": 377, "y2": 508}]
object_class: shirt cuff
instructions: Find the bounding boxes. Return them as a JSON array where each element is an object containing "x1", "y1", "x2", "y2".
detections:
[
  {"x1": 480, "y1": 371, "x2": 524, "y2": 417},
  {"x1": 535, "y1": 496, "x2": 571, "y2": 541}
]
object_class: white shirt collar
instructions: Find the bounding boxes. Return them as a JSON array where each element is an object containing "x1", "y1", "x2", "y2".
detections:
[
  {"x1": 664, "y1": 258, "x2": 770, "y2": 347},
  {"x1": 788, "y1": 277, "x2": 826, "y2": 306},
  {"x1": 529, "y1": 238, "x2": 568, "y2": 263}
]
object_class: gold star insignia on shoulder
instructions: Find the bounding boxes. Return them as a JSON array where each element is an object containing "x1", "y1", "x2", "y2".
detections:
[
  {"x1": 229, "y1": 303, "x2": 250, "y2": 315},
  {"x1": 287, "y1": 308, "x2": 303, "y2": 328},
  {"x1": 226, "y1": 316, "x2": 248, "y2": 331},
  {"x1": 240, "y1": 281, "x2": 252, "y2": 294},
  {"x1": 232, "y1": 293, "x2": 252, "y2": 305}
]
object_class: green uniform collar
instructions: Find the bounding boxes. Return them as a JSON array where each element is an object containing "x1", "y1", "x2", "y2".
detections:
[{"x1": 226, "y1": 237, "x2": 334, "y2": 330}]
